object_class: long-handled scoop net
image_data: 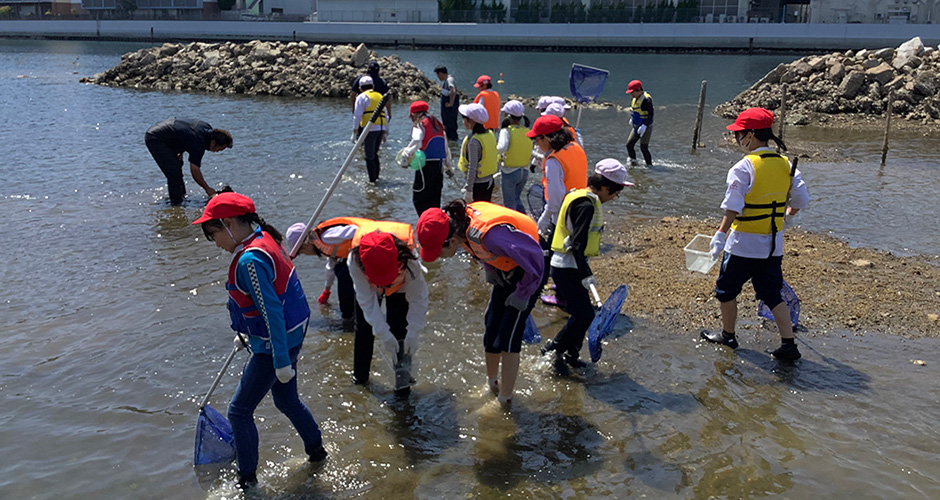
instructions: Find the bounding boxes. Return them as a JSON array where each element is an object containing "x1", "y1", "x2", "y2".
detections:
[
  {"x1": 569, "y1": 63, "x2": 610, "y2": 129},
  {"x1": 194, "y1": 346, "x2": 239, "y2": 466},
  {"x1": 289, "y1": 91, "x2": 393, "y2": 259},
  {"x1": 587, "y1": 284, "x2": 629, "y2": 363}
]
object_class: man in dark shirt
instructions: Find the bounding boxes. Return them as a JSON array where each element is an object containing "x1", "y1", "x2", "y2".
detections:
[
  {"x1": 145, "y1": 118, "x2": 232, "y2": 205},
  {"x1": 350, "y1": 60, "x2": 390, "y2": 107}
]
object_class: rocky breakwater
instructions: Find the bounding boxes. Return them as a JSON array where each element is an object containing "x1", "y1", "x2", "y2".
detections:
[
  {"x1": 715, "y1": 37, "x2": 940, "y2": 127},
  {"x1": 80, "y1": 41, "x2": 439, "y2": 101}
]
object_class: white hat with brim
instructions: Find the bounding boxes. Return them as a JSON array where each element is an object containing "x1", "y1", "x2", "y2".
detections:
[
  {"x1": 537, "y1": 96, "x2": 554, "y2": 110},
  {"x1": 458, "y1": 103, "x2": 489, "y2": 125},
  {"x1": 541, "y1": 103, "x2": 566, "y2": 117},
  {"x1": 500, "y1": 100, "x2": 525, "y2": 117},
  {"x1": 551, "y1": 96, "x2": 572, "y2": 109},
  {"x1": 359, "y1": 75, "x2": 373, "y2": 86},
  {"x1": 595, "y1": 158, "x2": 634, "y2": 186},
  {"x1": 285, "y1": 222, "x2": 307, "y2": 251}
]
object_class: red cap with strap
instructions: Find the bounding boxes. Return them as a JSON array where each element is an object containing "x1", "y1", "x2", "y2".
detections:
[{"x1": 192, "y1": 193, "x2": 255, "y2": 224}]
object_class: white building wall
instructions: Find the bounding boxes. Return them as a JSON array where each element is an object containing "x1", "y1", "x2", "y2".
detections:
[
  {"x1": 811, "y1": 0, "x2": 940, "y2": 24},
  {"x1": 316, "y1": 0, "x2": 438, "y2": 23}
]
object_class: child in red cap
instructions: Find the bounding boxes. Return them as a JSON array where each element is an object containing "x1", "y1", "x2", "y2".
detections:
[
  {"x1": 399, "y1": 100, "x2": 454, "y2": 216},
  {"x1": 416, "y1": 201, "x2": 543, "y2": 407},
  {"x1": 193, "y1": 192, "x2": 326, "y2": 489},
  {"x1": 472, "y1": 74, "x2": 501, "y2": 130},
  {"x1": 347, "y1": 225, "x2": 428, "y2": 391},
  {"x1": 701, "y1": 107, "x2": 810, "y2": 362}
]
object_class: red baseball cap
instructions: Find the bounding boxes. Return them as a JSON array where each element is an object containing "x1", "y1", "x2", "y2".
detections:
[
  {"x1": 358, "y1": 231, "x2": 400, "y2": 287},
  {"x1": 410, "y1": 100, "x2": 429, "y2": 114},
  {"x1": 416, "y1": 208, "x2": 451, "y2": 262},
  {"x1": 473, "y1": 75, "x2": 491, "y2": 88},
  {"x1": 626, "y1": 79, "x2": 643, "y2": 93},
  {"x1": 526, "y1": 115, "x2": 564, "y2": 138},
  {"x1": 192, "y1": 192, "x2": 255, "y2": 224},
  {"x1": 727, "y1": 107, "x2": 774, "y2": 131}
]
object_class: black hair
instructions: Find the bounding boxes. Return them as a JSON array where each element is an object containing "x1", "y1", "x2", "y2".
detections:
[
  {"x1": 500, "y1": 114, "x2": 531, "y2": 129},
  {"x1": 749, "y1": 127, "x2": 787, "y2": 151},
  {"x1": 367, "y1": 60, "x2": 380, "y2": 73},
  {"x1": 201, "y1": 212, "x2": 283, "y2": 245},
  {"x1": 546, "y1": 128, "x2": 573, "y2": 152},
  {"x1": 210, "y1": 129, "x2": 233, "y2": 148},
  {"x1": 360, "y1": 83, "x2": 374, "y2": 91},
  {"x1": 468, "y1": 121, "x2": 486, "y2": 135},
  {"x1": 479, "y1": 81, "x2": 492, "y2": 90},
  {"x1": 433, "y1": 65, "x2": 448, "y2": 74},
  {"x1": 442, "y1": 199, "x2": 470, "y2": 242},
  {"x1": 588, "y1": 173, "x2": 625, "y2": 196}
]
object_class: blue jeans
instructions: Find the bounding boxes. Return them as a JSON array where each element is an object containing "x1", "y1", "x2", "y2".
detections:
[
  {"x1": 500, "y1": 167, "x2": 528, "y2": 213},
  {"x1": 228, "y1": 344, "x2": 323, "y2": 476}
]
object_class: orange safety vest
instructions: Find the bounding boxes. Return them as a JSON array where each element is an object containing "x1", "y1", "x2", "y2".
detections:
[
  {"x1": 350, "y1": 220, "x2": 416, "y2": 296},
  {"x1": 474, "y1": 90, "x2": 501, "y2": 130},
  {"x1": 310, "y1": 216, "x2": 374, "y2": 259},
  {"x1": 464, "y1": 202, "x2": 539, "y2": 272},
  {"x1": 541, "y1": 141, "x2": 588, "y2": 201},
  {"x1": 561, "y1": 117, "x2": 577, "y2": 142}
]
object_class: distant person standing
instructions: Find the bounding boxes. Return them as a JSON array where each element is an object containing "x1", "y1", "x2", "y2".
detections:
[
  {"x1": 352, "y1": 76, "x2": 389, "y2": 183},
  {"x1": 472, "y1": 75, "x2": 501, "y2": 131},
  {"x1": 144, "y1": 118, "x2": 232, "y2": 205},
  {"x1": 496, "y1": 100, "x2": 532, "y2": 213},
  {"x1": 351, "y1": 60, "x2": 390, "y2": 109},
  {"x1": 457, "y1": 103, "x2": 498, "y2": 203},
  {"x1": 400, "y1": 100, "x2": 454, "y2": 216},
  {"x1": 625, "y1": 79, "x2": 654, "y2": 167},
  {"x1": 435, "y1": 65, "x2": 460, "y2": 142}
]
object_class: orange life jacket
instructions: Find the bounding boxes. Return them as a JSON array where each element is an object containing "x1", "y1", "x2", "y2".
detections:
[
  {"x1": 310, "y1": 216, "x2": 373, "y2": 259},
  {"x1": 474, "y1": 90, "x2": 501, "y2": 130},
  {"x1": 541, "y1": 141, "x2": 588, "y2": 201},
  {"x1": 464, "y1": 202, "x2": 539, "y2": 272}
]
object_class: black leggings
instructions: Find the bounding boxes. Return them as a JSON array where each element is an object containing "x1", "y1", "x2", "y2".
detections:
[
  {"x1": 412, "y1": 159, "x2": 444, "y2": 217},
  {"x1": 353, "y1": 293, "x2": 409, "y2": 384},
  {"x1": 549, "y1": 266, "x2": 595, "y2": 359},
  {"x1": 145, "y1": 133, "x2": 185, "y2": 204}
]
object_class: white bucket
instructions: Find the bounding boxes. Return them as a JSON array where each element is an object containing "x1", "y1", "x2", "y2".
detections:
[{"x1": 684, "y1": 234, "x2": 719, "y2": 274}]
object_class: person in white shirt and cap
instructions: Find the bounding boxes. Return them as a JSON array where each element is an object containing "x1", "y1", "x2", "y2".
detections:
[
  {"x1": 496, "y1": 99, "x2": 533, "y2": 213},
  {"x1": 541, "y1": 158, "x2": 633, "y2": 375},
  {"x1": 352, "y1": 75, "x2": 390, "y2": 183},
  {"x1": 701, "y1": 107, "x2": 809, "y2": 362}
]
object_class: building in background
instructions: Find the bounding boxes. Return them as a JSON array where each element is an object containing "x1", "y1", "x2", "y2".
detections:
[
  {"x1": 316, "y1": 0, "x2": 437, "y2": 22},
  {"x1": 810, "y1": 0, "x2": 940, "y2": 24}
]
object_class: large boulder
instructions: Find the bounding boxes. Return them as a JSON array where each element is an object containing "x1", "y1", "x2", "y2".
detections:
[
  {"x1": 839, "y1": 71, "x2": 866, "y2": 98},
  {"x1": 828, "y1": 62, "x2": 846, "y2": 83},
  {"x1": 872, "y1": 47, "x2": 895, "y2": 61},
  {"x1": 865, "y1": 62, "x2": 895, "y2": 86},
  {"x1": 913, "y1": 71, "x2": 940, "y2": 96},
  {"x1": 351, "y1": 43, "x2": 370, "y2": 67},
  {"x1": 893, "y1": 36, "x2": 925, "y2": 69},
  {"x1": 747, "y1": 63, "x2": 787, "y2": 91}
]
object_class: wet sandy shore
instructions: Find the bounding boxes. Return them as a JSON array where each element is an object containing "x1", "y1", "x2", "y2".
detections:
[{"x1": 588, "y1": 217, "x2": 940, "y2": 338}]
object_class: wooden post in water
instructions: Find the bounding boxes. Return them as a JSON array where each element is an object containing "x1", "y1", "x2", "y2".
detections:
[
  {"x1": 691, "y1": 80, "x2": 707, "y2": 152},
  {"x1": 778, "y1": 84, "x2": 787, "y2": 145},
  {"x1": 881, "y1": 90, "x2": 893, "y2": 167}
]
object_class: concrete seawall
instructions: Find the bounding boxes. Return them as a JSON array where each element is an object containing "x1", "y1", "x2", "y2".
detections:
[{"x1": 2, "y1": 20, "x2": 940, "y2": 52}]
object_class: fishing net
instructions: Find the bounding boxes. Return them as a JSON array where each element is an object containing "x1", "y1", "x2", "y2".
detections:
[
  {"x1": 569, "y1": 64, "x2": 610, "y2": 103},
  {"x1": 526, "y1": 183, "x2": 545, "y2": 219},
  {"x1": 587, "y1": 285, "x2": 629, "y2": 363},
  {"x1": 758, "y1": 280, "x2": 801, "y2": 328},
  {"x1": 194, "y1": 404, "x2": 236, "y2": 466}
]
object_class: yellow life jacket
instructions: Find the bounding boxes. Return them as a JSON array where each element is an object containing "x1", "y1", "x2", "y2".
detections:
[
  {"x1": 631, "y1": 91, "x2": 652, "y2": 123},
  {"x1": 458, "y1": 131, "x2": 498, "y2": 178},
  {"x1": 503, "y1": 125, "x2": 533, "y2": 168},
  {"x1": 359, "y1": 90, "x2": 387, "y2": 128},
  {"x1": 730, "y1": 151, "x2": 792, "y2": 236},
  {"x1": 551, "y1": 188, "x2": 604, "y2": 256},
  {"x1": 464, "y1": 201, "x2": 539, "y2": 272},
  {"x1": 350, "y1": 220, "x2": 415, "y2": 296}
]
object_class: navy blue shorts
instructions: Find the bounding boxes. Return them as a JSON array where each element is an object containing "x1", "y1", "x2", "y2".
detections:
[{"x1": 714, "y1": 254, "x2": 784, "y2": 309}]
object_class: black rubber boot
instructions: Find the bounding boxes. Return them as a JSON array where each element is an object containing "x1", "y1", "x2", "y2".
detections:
[
  {"x1": 769, "y1": 342, "x2": 801, "y2": 361},
  {"x1": 540, "y1": 339, "x2": 558, "y2": 356},
  {"x1": 564, "y1": 353, "x2": 588, "y2": 369},
  {"x1": 237, "y1": 471, "x2": 258, "y2": 490},
  {"x1": 552, "y1": 353, "x2": 571, "y2": 376},
  {"x1": 700, "y1": 329, "x2": 739, "y2": 349},
  {"x1": 308, "y1": 446, "x2": 328, "y2": 463}
]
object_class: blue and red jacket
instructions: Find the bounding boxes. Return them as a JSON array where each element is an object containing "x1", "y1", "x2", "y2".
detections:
[{"x1": 226, "y1": 228, "x2": 310, "y2": 368}]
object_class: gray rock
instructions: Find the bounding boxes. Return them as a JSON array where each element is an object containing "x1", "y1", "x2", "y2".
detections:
[
  {"x1": 351, "y1": 43, "x2": 370, "y2": 67},
  {"x1": 865, "y1": 62, "x2": 895, "y2": 86},
  {"x1": 828, "y1": 62, "x2": 845, "y2": 83},
  {"x1": 872, "y1": 47, "x2": 895, "y2": 61},
  {"x1": 747, "y1": 63, "x2": 787, "y2": 91},
  {"x1": 862, "y1": 58, "x2": 882, "y2": 69},
  {"x1": 792, "y1": 60, "x2": 814, "y2": 77},
  {"x1": 839, "y1": 71, "x2": 866, "y2": 98},
  {"x1": 913, "y1": 71, "x2": 939, "y2": 96},
  {"x1": 786, "y1": 112, "x2": 810, "y2": 126},
  {"x1": 893, "y1": 36, "x2": 926, "y2": 69},
  {"x1": 884, "y1": 75, "x2": 906, "y2": 92},
  {"x1": 857, "y1": 49, "x2": 869, "y2": 59}
]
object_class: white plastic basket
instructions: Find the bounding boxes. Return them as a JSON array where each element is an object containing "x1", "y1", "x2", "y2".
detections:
[{"x1": 684, "y1": 234, "x2": 719, "y2": 274}]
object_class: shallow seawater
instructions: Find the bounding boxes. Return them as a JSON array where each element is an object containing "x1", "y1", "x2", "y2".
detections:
[{"x1": 1, "y1": 40, "x2": 940, "y2": 499}]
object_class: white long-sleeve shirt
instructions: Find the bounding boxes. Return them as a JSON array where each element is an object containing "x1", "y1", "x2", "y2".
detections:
[
  {"x1": 721, "y1": 147, "x2": 810, "y2": 258},
  {"x1": 353, "y1": 93, "x2": 388, "y2": 132},
  {"x1": 401, "y1": 122, "x2": 453, "y2": 170},
  {"x1": 536, "y1": 156, "x2": 566, "y2": 234},
  {"x1": 348, "y1": 252, "x2": 428, "y2": 341}
]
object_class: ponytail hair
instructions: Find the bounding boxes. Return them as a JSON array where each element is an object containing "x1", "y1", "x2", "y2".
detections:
[
  {"x1": 442, "y1": 199, "x2": 471, "y2": 242},
  {"x1": 501, "y1": 114, "x2": 531, "y2": 129},
  {"x1": 471, "y1": 122, "x2": 487, "y2": 135},
  {"x1": 752, "y1": 127, "x2": 787, "y2": 151}
]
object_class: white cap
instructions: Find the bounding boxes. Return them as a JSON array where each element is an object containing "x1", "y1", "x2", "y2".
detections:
[
  {"x1": 536, "y1": 96, "x2": 553, "y2": 110},
  {"x1": 500, "y1": 100, "x2": 525, "y2": 117},
  {"x1": 285, "y1": 223, "x2": 307, "y2": 251},
  {"x1": 551, "y1": 96, "x2": 572, "y2": 109},
  {"x1": 458, "y1": 103, "x2": 489, "y2": 125},
  {"x1": 595, "y1": 158, "x2": 634, "y2": 186},
  {"x1": 541, "y1": 103, "x2": 566, "y2": 117},
  {"x1": 359, "y1": 75, "x2": 373, "y2": 86}
]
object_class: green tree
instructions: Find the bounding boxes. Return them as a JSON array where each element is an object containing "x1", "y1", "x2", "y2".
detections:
[{"x1": 0, "y1": 5, "x2": 13, "y2": 17}]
